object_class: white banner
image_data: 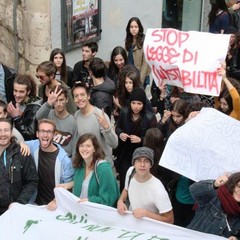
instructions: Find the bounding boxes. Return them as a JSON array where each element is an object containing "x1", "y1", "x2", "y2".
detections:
[
  {"x1": 160, "y1": 108, "x2": 240, "y2": 181},
  {"x1": 0, "y1": 188, "x2": 226, "y2": 240},
  {"x1": 144, "y1": 28, "x2": 230, "y2": 96}
]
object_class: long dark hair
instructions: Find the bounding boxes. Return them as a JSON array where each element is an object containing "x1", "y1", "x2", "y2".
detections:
[
  {"x1": 208, "y1": 0, "x2": 229, "y2": 26},
  {"x1": 108, "y1": 46, "x2": 128, "y2": 79},
  {"x1": 218, "y1": 77, "x2": 240, "y2": 115},
  {"x1": 116, "y1": 64, "x2": 141, "y2": 107},
  {"x1": 125, "y1": 17, "x2": 145, "y2": 51},
  {"x1": 143, "y1": 128, "x2": 164, "y2": 177},
  {"x1": 225, "y1": 172, "x2": 240, "y2": 195},
  {"x1": 49, "y1": 48, "x2": 67, "y2": 84},
  {"x1": 73, "y1": 133, "x2": 105, "y2": 169},
  {"x1": 169, "y1": 99, "x2": 189, "y2": 134}
]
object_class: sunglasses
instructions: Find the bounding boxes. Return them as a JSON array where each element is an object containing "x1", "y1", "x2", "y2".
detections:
[{"x1": 36, "y1": 74, "x2": 47, "y2": 80}]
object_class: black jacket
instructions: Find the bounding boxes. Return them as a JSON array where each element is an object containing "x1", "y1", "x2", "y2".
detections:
[
  {"x1": 90, "y1": 76, "x2": 115, "y2": 118},
  {"x1": 13, "y1": 97, "x2": 42, "y2": 140},
  {"x1": 0, "y1": 140, "x2": 38, "y2": 214},
  {"x1": 2, "y1": 64, "x2": 17, "y2": 103}
]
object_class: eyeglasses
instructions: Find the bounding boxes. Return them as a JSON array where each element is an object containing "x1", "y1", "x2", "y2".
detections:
[
  {"x1": 36, "y1": 74, "x2": 47, "y2": 80},
  {"x1": 135, "y1": 158, "x2": 151, "y2": 164},
  {"x1": 38, "y1": 129, "x2": 54, "y2": 135}
]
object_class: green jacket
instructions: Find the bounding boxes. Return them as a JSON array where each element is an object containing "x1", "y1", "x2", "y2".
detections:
[{"x1": 73, "y1": 161, "x2": 119, "y2": 207}]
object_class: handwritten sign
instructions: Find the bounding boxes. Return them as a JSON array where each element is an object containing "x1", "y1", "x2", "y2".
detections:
[
  {"x1": 0, "y1": 188, "x2": 225, "y2": 239},
  {"x1": 144, "y1": 28, "x2": 230, "y2": 96},
  {"x1": 160, "y1": 108, "x2": 240, "y2": 181}
]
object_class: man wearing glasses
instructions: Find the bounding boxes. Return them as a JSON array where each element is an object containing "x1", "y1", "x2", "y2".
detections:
[
  {"x1": 36, "y1": 61, "x2": 77, "y2": 115},
  {"x1": 25, "y1": 118, "x2": 74, "y2": 208}
]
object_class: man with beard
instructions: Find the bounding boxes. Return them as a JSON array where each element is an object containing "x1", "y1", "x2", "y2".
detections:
[
  {"x1": 0, "y1": 118, "x2": 38, "y2": 215},
  {"x1": 72, "y1": 42, "x2": 98, "y2": 89},
  {"x1": 36, "y1": 61, "x2": 77, "y2": 115},
  {"x1": 7, "y1": 74, "x2": 42, "y2": 140},
  {"x1": 26, "y1": 119, "x2": 74, "y2": 208},
  {"x1": 36, "y1": 85, "x2": 77, "y2": 158}
]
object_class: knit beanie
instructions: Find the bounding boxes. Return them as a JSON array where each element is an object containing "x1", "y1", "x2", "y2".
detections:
[
  {"x1": 132, "y1": 147, "x2": 154, "y2": 166},
  {"x1": 129, "y1": 87, "x2": 146, "y2": 104}
]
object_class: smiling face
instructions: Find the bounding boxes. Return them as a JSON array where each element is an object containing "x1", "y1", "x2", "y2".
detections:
[
  {"x1": 13, "y1": 83, "x2": 30, "y2": 104},
  {"x1": 233, "y1": 182, "x2": 240, "y2": 202},
  {"x1": 73, "y1": 86, "x2": 90, "y2": 109},
  {"x1": 0, "y1": 121, "x2": 12, "y2": 149},
  {"x1": 78, "y1": 139, "x2": 95, "y2": 162},
  {"x1": 114, "y1": 54, "x2": 125, "y2": 70},
  {"x1": 37, "y1": 122, "x2": 55, "y2": 150},
  {"x1": 220, "y1": 98, "x2": 229, "y2": 113}
]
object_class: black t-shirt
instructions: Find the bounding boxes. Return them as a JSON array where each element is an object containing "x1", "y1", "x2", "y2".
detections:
[{"x1": 35, "y1": 148, "x2": 59, "y2": 205}]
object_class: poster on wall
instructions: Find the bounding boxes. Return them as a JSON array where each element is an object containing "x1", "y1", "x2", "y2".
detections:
[{"x1": 62, "y1": 0, "x2": 101, "y2": 51}]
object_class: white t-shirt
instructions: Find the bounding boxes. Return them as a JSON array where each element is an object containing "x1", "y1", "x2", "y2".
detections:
[{"x1": 125, "y1": 166, "x2": 172, "y2": 214}]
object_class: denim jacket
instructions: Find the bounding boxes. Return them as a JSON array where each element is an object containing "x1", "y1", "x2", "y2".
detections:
[{"x1": 187, "y1": 180, "x2": 240, "y2": 239}]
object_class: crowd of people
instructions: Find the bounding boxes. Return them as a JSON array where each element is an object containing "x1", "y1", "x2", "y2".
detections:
[{"x1": 0, "y1": 5, "x2": 240, "y2": 239}]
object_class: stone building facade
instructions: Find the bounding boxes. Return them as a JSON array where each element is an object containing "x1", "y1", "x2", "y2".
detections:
[{"x1": 0, "y1": 0, "x2": 51, "y2": 74}]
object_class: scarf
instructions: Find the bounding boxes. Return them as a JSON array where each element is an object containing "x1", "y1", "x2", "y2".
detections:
[
  {"x1": 128, "y1": 45, "x2": 134, "y2": 65},
  {"x1": 217, "y1": 185, "x2": 240, "y2": 216}
]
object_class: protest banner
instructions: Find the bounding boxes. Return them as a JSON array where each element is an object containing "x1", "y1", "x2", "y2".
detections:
[
  {"x1": 160, "y1": 108, "x2": 240, "y2": 181},
  {"x1": 143, "y1": 28, "x2": 230, "y2": 96},
  {"x1": 0, "y1": 188, "x2": 226, "y2": 240}
]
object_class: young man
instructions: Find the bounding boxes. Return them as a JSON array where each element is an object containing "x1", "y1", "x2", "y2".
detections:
[
  {"x1": 0, "y1": 100, "x2": 24, "y2": 142},
  {"x1": 117, "y1": 146, "x2": 174, "y2": 223},
  {"x1": 72, "y1": 82, "x2": 118, "y2": 165},
  {"x1": 36, "y1": 85, "x2": 77, "y2": 157},
  {"x1": 0, "y1": 118, "x2": 38, "y2": 215},
  {"x1": 26, "y1": 119, "x2": 74, "y2": 206},
  {"x1": 72, "y1": 42, "x2": 98, "y2": 89},
  {"x1": 7, "y1": 74, "x2": 42, "y2": 140},
  {"x1": 36, "y1": 61, "x2": 77, "y2": 115},
  {"x1": 89, "y1": 57, "x2": 115, "y2": 119}
]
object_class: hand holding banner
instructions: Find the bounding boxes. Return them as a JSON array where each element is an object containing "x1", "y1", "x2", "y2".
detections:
[{"x1": 144, "y1": 28, "x2": 230, "y2": 96}]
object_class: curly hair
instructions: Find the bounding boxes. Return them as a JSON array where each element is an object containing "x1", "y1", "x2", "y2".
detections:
[{"x1": 14, "y1": 74, "x2": 37, "y2": 98}]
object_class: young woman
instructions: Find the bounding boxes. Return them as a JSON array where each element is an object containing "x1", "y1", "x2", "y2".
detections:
[
  {"x1": 217, "y1": 65, "x2": 240, "y2": 120},
  {"x1": 157, "y1": 98, "x2": 189, "y2": 142},
  {"x1": 187, "y1": 172, "x2": 240, "y2": 240},
  {"x1": 115, "y1": 87, "x2": 157, "y2": 191},
  {"x1": 107, "y1": 46, "x2": 128, "y2": 87},
  {"x1": 49, "y1": 48, "x2": 73, "y2": 87},
  {"x1": 125, "y1": 17, "x2": 150, "y2": 86},
  {"x1": 208, "y1": 0, "x2": 231, "y2": 33},
  {"x1": 57, "y1": 133, "x2": 119, "y2": 207}
]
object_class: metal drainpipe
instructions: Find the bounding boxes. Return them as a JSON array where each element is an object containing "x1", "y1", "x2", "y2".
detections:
[{"x1": 13, "y1": 0, "x2": 19, "y2": 71}]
